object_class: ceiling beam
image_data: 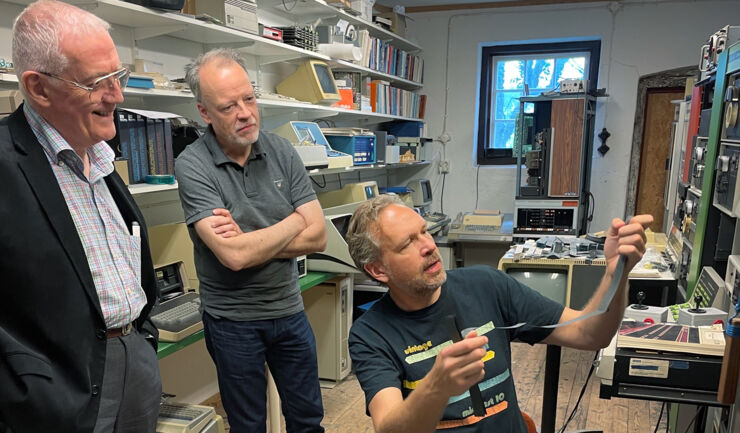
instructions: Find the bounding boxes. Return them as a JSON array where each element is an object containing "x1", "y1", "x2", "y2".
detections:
[{"x1": 405, "y1": 0, "x2": 609, "y2": 13}]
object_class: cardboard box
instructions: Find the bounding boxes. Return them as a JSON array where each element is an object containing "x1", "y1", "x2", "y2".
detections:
[{"x1": 0, "y1": 90, "x2": 23, "y2": 114}]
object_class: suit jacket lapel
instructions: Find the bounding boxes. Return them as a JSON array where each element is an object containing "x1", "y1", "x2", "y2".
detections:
[{"x1": 9, "y1": 108, "x2": 103, "y2": 320}]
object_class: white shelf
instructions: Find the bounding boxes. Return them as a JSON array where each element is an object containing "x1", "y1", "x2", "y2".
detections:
[
  {"x1": 128, "y1": 182, "x2": 179, "y2": 195},
  {"x1": 5, "y1": 0, "x2": 326, "y2": 63},
  {"x1": 257, "y1": 0, "x2": 422, "y2": 52},
  {"x1": 257, "y1": 98, "x2": 423, "y2": 123},
  {"x1": 307, "y1": 160, "x2": 430, "y2": 176},
  {"x1": 328, "y1": 59, "x2": 422, "y2": 90}
]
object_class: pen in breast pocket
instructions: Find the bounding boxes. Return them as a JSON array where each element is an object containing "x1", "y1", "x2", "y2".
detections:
[{"x1": 132, "y1": 222, "x2": 140, "y2": 238}]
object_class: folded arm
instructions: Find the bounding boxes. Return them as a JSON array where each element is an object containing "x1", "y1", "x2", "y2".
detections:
[
  {"x1": 274, "y1": 199, "x2": 327, "y2": 258},
  {"x1": 194, "y1": 211, "x2": 306, "y2": 271},
  {"x1": 543, "y1": 215, "x2": 653, "y2": 350}
]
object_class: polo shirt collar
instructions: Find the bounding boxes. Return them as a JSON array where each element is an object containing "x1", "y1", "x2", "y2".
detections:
[{"x1": 203, "y1": 125, "x2": 267, "y2": 167}]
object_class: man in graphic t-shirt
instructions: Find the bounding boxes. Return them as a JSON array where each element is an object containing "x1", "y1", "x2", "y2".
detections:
[{"x1": 345, "y1": 195, "x2": 652, "y2": 433}]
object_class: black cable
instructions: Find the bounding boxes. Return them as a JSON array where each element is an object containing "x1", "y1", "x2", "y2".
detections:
[
  {"x1": 682, "y1": 407, "x2": 702, "y2": 433},
  {"x1": 653, "y1": 402, "x2": 665, "y2": 433},
  {"x1": 557, "y1": 351, "x2": 597, "y2": 433},
  {"x1": 441, "y1": 173, "x2": 446, "y2": 214},
  {"x1": 665, "y1": 402, "x2": 669, "y2": 433},
  {"x1": 475, "y1": 164, "x2": 481, "y2": 209},
  {"x1": 338, "y1": 173, "x2": 343, "y2": 189},
  {"x1": 311, "y1": 175, "x2": 326, "y2": 189}
]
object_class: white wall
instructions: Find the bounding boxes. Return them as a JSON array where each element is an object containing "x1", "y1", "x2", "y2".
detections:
[{"x1": 407, "y1": 0, "x2": 740, "y2": 231}]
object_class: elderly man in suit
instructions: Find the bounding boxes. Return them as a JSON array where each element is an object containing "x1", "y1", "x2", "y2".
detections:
[{"x1": 0, "y1": 1, "x2": 163, "y2": 432}]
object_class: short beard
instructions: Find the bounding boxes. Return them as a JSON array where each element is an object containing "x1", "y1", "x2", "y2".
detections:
[{"x1": 386, "y1": 264, "x2": 447, "y2": 297}]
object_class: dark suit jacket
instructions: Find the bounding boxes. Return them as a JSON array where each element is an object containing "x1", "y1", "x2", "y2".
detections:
[{"x1": 0, "y1": 106, "x2": 159, "y2": 433}]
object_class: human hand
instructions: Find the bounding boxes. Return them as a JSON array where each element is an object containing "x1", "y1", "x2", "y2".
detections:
[
  {"x1": 603, "y1": 215, "x2": 653, "y2": 276},
  {"x1": 426, "y1": 331, "x2": 487, "y2": 397},
  {"x1": 211, "y1": 208, "x2": 243, "y2": 238}
]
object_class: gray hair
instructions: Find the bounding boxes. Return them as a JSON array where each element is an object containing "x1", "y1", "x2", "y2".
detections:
[
  {"x1": 185, "y1": 48, "x2": 249, "y2": 103},
  {"x1": 346, "y1": 194, "x2": 405, "y2": 280},
  {"x1": 12, "y1": 0, "x2": 111, "y2": 81}
]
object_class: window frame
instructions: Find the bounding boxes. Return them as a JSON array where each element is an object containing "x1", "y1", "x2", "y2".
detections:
[{"x1": 475, "y1": 40, "x2": 601, "y2": 166}]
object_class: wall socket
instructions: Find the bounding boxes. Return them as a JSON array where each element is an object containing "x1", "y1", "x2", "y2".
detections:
[{"x1": 439, "y1": 160, "x2": 450, "y2": 174}]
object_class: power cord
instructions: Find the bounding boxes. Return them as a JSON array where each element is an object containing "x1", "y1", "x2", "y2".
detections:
[
  {"x1": 474, "y1": 164, "x2": 481, "y2": 209},
  {"x1": 311, "y1": 175, "x2": 326, "y2": 189},
  {"x1": 556, "y1": 351, "x2": 597, "y2": 433},
  {"x1": 682, "y1": 407, "x2": 702, "y2": 433},
  {"x1": 653, "y1": 402, "x2": 665, "y2": 433},
  {"x1": 441, "y1": 173, "x2": 446, "y2": 214}
]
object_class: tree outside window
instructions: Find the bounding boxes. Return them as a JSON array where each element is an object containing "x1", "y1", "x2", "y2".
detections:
[{"x1": 476, "y1": 40, "x2": 600, "y2": 165}]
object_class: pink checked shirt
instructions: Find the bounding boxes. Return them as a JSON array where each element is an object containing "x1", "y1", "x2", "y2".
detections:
[{"x1": 24, "y1": 104, "x2": 147, "y2": 328}]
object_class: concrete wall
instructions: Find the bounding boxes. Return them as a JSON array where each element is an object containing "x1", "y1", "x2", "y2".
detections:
[{"x1": 407, "y1": 0, "x2": 740, "y2": 231}]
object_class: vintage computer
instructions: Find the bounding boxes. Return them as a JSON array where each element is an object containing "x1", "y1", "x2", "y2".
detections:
[
  {"x1": 407, "y1": 178, "x2": 449, "y2": 231},
  {"x1": 273, "y1": 120, "x2": 353, "y2": 169},
  {"x1": 498, "y1": 257, "x2": 607, "y2": 309},
  {"x1": 408, "y1": 178, "x2": 433, "y2": 209},
  {"x1": 157, "y1": 402, "x2": 225, "y2": 433},
  {"x1": 301, "y1": 275, "x2": 353, "y2": 382},
  {"x1": 276, "y1": 59, "x2": 341, "y2": 105},
  {"x1": 317, "y1": 181, "x2": 378, "y2": 212},
  {"x1": 307, "y1": 212, "x2": 358, "y2": 274},
  {"x1": 149, "y1": 261, "x2": 203, "y2": 342}
]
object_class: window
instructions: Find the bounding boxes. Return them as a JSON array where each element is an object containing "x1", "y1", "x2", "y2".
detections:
[{"x1": 476, "y1": 40, "x2": 601, "y2": 165}]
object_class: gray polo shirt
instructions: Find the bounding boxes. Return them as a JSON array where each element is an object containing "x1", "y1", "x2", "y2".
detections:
[{"x1": 174, "y1": 127, "x2": 317, "y2": 321}]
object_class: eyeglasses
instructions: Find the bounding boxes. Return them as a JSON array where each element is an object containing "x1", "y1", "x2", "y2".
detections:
[{"x1": 39, "y1": 67, "x2": 130, "y2": 101}]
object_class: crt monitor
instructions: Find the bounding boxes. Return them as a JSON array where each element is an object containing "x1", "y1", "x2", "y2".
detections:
[
  {"x1": 408, "y1": 179, "x2": 432, "y2": 207},
  {"x1": 498, "y1": 257, "x2": 606, "y2": 310},
  {"x1": 276, "y1": 60, "x2": 341, "y2": 105}
]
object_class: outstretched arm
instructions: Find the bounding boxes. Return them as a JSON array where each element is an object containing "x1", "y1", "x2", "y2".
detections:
[{"x1": 544, "y1": 214, "x2": 653, "y2": 350}]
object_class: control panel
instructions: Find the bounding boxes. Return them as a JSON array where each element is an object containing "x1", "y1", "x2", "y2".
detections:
[
  {"x1": 724, "y1": 71, "x2": 740, "y2": 140},
  {"x1": 690, "y1": 136, "x2": 708, "y2": 190},
  {"x1": 683, "y1": 187, "x2": 701, "y2": 246},
  {"x1": 714, "y1": 141, "x2": 740, "y2": 216},
  {"x1": 514, "y1": 199, "x2": 578, "y2": 236}
]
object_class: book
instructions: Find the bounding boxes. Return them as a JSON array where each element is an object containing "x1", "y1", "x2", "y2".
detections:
[{"x1": 617, "y1": 320, "x2": 726, "y2": 357}]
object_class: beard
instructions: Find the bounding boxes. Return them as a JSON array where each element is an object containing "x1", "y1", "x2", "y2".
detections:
[{"x1": 386, "y1": 252, "x2": 447, "y2": 297}]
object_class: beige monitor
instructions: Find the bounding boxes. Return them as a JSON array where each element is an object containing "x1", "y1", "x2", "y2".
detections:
[
  {"x1": 317, "y1": 181, "x2": 379, "y2": 209},
  {"x1": 498, "y1": 257, "x2": 606, "y2": 309},
  {"x1": 276, "y1": 60, "x2": 341, "y2": 105}
]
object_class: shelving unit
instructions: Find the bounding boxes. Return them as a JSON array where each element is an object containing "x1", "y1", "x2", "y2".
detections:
[{"x1": 256, "y1": 0, "x2": 422, "y2": 52}]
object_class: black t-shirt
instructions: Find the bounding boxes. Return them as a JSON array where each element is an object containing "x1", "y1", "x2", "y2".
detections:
[{"x1": 349, "y1": 265, "x2": 566, "y2": 432}]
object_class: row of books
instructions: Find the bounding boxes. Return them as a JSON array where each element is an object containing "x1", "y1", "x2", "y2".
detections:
[
  {"x1": 369, "y1": 80, "x2": 427, "y2": 119},
  {"x1": 355, "y1": 29, "x2": 424, "y2": 83},
  {"x1": 109, "y1": 109, "x2": 175, "y2": 184}
]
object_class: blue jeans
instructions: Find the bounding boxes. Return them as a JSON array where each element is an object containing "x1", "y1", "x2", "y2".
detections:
[{"x1": 203, "y1": 311, "x2": 324, "y2": 433}]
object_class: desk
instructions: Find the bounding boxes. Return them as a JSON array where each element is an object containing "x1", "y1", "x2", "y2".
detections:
[
  {"x1": 156, "y1": 271, "x2": 336, "y2": 433},
  {"x1": 448, "y1": 213, "x2": 513, "y2": 268}
]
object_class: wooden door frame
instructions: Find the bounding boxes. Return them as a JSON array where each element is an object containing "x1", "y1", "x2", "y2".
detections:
[{"x1": 625, "y1": 66, "x2": 696, "y2": 220}]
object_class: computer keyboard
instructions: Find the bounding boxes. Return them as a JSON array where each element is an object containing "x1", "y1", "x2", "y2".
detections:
[
  {"x1": 158, "y1": 402, "x2": 215, "y2": 433},
  {"x1": 462, "y1": 224, "x2": 498, "y2": 232},
  {"x1": 150, "y1": 292, "x2": 203, "y2": 342}
]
